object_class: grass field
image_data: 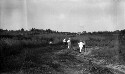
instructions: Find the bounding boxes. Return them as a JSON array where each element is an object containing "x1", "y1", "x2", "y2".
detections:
[{"x1": 0, "y1": 30, "x2": 125, "y2": 74}]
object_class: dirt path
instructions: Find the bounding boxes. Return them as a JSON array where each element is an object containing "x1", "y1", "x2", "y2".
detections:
[
  {"x1": 53, "y1": 46, "x2": 125, "y2": 74},
  {"x1": 80, "y1": 47, "x2": 125, "y2": 74},
  {"x1": 52, "y1": 46, "x2": 113, "y2": 74},
  {"x1": 9, "y1": 45, "x2": 124, "y2": 74},
  {"x1": 2, "y1": 45, "x2": 124, "y2": 74}
]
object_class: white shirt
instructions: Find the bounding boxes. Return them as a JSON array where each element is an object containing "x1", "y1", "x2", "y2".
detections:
[
  {"x1": 67, "y1": 40, "x2": 70, "y2": 43},
  {"x1": 78, "y1": 42, "x2": 85, "y2": 47},
  {"x1": 63, "y1": 39, "x2": 66, "y2": 42}
]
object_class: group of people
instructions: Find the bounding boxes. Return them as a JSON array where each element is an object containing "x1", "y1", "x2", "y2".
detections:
[
  {"x1": 63, "y1": 38, "x2": 71, "y2": 49},
  {"x1": 63, "y1": 38, "x2": 86, "y2": 53}
]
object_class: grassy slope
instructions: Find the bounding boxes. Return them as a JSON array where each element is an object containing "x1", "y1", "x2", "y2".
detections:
[{"x1": 0, "y1": 32, "x2": 123, "y2": 74}]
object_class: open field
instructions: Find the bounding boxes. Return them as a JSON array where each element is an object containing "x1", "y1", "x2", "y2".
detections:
[{"x1": 0, "y1": 30, "x2": 125, "y2": 74}]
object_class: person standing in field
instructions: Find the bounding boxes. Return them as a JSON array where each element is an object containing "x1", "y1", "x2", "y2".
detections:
[
  {"x1": 83, "y1": 41, "x2": 86, "y2": 52},
  {"x1": 78, "y1": 40, "x2": 86, "y2": 53},
  {"x1": 63, "y1": 38, "x2": 67, "y2": 45},
  {"x1": 67, "y1": 38, "x2": 71, "y2": 49}
]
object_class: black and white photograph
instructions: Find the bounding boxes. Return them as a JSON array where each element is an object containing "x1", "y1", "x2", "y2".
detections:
[{"x1": 0, "y1": 0, "x2": 125, "y2": 74}]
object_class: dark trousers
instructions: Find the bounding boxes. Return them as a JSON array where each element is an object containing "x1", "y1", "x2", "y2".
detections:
[
  {"x1": 63, "y1": 42, "x2": 67, "y2": 45},
  {"x1": 83, "y1": 45, "x2": 85, "y2": 52}
]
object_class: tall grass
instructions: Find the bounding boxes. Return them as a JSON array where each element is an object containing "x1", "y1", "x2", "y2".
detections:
[
  {"x1": 83, "y1": 34, "x2": 120, "y2": 65},
  {"x1": 0, "y1": 33, "x2": 122, "y2": 73},
  {"x1": 0, "y1": 33, "x2": 68, "y2": 73},
  {"x1": 91, "y1": 47, "x2": 119, "y2": 64}
]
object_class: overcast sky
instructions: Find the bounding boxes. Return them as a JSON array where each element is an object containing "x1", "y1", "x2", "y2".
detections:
[{"x1": 0, "y1": 0, "x2": 125, "y2": 32}]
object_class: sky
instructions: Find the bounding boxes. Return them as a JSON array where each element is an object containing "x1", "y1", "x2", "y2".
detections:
[{"x1": 0, "y1": 0, "x2": 125, "y2": 32}]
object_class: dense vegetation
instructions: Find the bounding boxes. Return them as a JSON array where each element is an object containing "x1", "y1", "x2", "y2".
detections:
[{"x1": 0, "y1": 28, "x2": 125, "y2": 74}]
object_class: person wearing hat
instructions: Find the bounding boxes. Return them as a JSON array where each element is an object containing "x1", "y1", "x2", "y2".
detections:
[{"x1": 67, "y1": 38, "x2": 71, "y2": 49}]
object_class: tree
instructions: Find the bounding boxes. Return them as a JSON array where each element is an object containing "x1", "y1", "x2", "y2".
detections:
[
  {"x1": 21, "y1": 28, "x2": 24, "y2": 31},
  {"x1": 0, "y1": 29, "x2": 3, "y2": 32}
]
